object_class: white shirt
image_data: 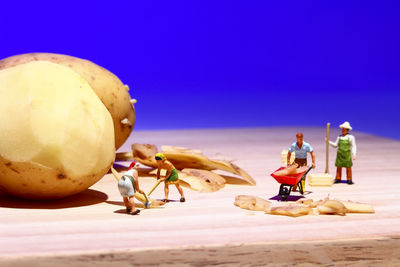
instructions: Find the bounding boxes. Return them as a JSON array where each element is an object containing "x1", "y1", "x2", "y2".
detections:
[
  {"x1": 329, "y1": 134, "x2": 357, "y2": 156},
  {"x1": 124, "y1": 169, "x2": 137, "y2": 178}
]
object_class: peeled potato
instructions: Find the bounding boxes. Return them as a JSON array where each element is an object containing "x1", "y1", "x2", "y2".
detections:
[
  {"x1": 0, "y1": 52, "x2": 135, "y2": 149},
  {"x1": 0, "y1": 61, "x2": 115, "y2": 199}
]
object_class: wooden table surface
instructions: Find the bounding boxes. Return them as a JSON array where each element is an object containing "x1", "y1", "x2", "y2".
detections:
[{"x1": 1, "y1": 127, "x2": 400, "y2": 266}]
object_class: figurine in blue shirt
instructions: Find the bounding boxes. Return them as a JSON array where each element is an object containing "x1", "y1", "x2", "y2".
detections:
[
  {"x1": 287, "y1": 133, "x2": 316, "y2": 191},
  {"x1": 287, "y1": 133, "x2": 316, "y2": 168}
]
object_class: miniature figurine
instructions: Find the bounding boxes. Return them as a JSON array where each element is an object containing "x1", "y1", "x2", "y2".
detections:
[
  {"x1": 287, "y1": 133, "x2": 316, "y2": 190},
  {"x1": 326, "y1": 122, "x2": 357, "y2": 185},
  {"x1": 155, "y1": 153, "x2": 185, "y2": 202},
  {"x1": 117, "y1": 161, "x2": 148, "y2": 215}
]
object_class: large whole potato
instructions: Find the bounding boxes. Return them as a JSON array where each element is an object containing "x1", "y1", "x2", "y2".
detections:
[
  {"x1": 0, "y1": 61, "x2": 115, "y2": 199},
  {"x1": 0, "y1": 53, "x2": 135, "y2": 149}
]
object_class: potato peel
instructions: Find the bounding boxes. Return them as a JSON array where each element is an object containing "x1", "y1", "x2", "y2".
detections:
[
  {"x1": 180, "y1": 169, "x2": 225, "y2": 192},
  {"x1": 235, "y1": 195, "x2": 271, "y2": 211},
  {"x1": 266, "y1": 205, "x2": 313, "y2": 217},
  {"x1": 123, "y1": 144, "x2": 256, "y2": 185}
]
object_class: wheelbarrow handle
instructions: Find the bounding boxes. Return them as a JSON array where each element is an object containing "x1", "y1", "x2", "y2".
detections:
[{"x1": 303, "y1": 166, "x2": 313, "y2": 178}]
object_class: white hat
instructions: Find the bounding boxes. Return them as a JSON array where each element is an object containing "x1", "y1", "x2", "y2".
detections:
[{"x1": 339, "y1": 121, "x2": 352, "y2": 130}]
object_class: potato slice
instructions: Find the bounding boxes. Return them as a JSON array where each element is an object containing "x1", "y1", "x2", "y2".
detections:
[
  {"x1": 130, "y1": 143, "x2": 159, "y2": 167},
  {"x1": 234, "y1": 195, "x2": 271, "y2": 211},
  {"x1": 180, "y1": 169, "x2": 225, "y2": 192},
  {"x1": 341, "y1": 201, "x2": 375, "y2": 213},
  {"x1": 0, "y1": 53, "x2": 134, "y2": 149},
  {"x1": 266, "y1": 205, "x2": 313, "y2": 217},
  {"x1": 296, "y1": 198, "x2": 314, "y2": 207},
  {"x1": 273, "y1": 164, "x2": 309, "y2": 176},
  {"x1": 147, "y1": 168, "x2": 225, "y2": 192},
  {"x1": 0, "y1": 61, "x2": 115, "y2": 199},
  {"x1": 161, "y1": 146, "x2": 202, "y2": 154},
  {"x1": 317, "y1": 200, "x2": 347, "y2": 216}
]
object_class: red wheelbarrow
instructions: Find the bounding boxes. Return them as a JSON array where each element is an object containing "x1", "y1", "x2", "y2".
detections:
[{"x1": 270, "y1": 166, "x2": 313, "y2": 201}]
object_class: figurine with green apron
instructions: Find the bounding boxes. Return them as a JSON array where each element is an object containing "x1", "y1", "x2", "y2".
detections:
[{"x1": 326, "y1": 122, "x2": 357, "y2": 185}]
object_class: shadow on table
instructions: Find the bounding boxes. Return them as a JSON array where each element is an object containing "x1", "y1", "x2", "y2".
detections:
[
  {"x1": 106, "y1": 199, "x2": 167, "y2": 210},
  {"x1": 269, "y1": 195, "x2": 304, "y2": 202},
  {"x1": 0, "y1": 189, "x2": 108, "y2": 209},
  {"x1": 269, "y1": 191, "x2": 312, "y2": 202}
]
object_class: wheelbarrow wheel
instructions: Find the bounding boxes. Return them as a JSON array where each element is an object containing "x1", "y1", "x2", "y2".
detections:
[{"x1": 279, "y1": 185, "x2": 291, "y2": 201}]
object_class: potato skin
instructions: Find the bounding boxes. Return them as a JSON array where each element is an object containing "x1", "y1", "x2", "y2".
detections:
[
  {"x1": 0, "y1": 157, "x2": 113, "y2": 200},
  {"x1": 0, "y1": 53, "x2": 135, "y2": 149}
]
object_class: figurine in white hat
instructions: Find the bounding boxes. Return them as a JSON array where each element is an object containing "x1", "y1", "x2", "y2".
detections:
[{"x1": 325, "y1": 121, "x2": 357, "y2": 185}]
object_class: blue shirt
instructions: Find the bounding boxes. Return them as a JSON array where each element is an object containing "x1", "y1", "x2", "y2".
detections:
[{"x1": 288, "y1": 141, "x2": 313, "y2": 159}]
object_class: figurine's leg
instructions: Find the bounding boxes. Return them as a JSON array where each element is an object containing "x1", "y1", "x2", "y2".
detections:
[
  {"x1": 123, "y1": 196, "x2": 131, "y2": 212},
  {"x1": 174, "y1": 183, "x2": 185, "y2": 202},
  {"x1": 128, "y1": 196, "x2": 140, "y2": 215},
  {"x1": 164, "y1": 183, "x2": 169, "y2": 201},
  {"x1": 129, "y1": 196, "x2": 136, "y2": 210},
  {"x1": 334, "y1": 167, "x2": 342, "y2": 183},
  {"x1": 346, "y1": 168, "x2": 354, "y2": 184}
]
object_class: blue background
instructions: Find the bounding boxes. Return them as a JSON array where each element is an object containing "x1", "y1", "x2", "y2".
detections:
[{"x1": 2, "y1": 1, "x2": 400, "y2": 139}]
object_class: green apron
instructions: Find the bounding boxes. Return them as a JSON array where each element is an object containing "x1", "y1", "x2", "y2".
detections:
[{"x1": 335, "y1": 138, "x2": 352, "y2": 168}]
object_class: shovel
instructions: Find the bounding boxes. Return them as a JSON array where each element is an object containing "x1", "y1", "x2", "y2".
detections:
[
  {"x1": 325, "y1": 122, "x2": 330, "y2": 174},
  {"x1": 147, "y1": 179, "x2": 163, "y2": 196}
]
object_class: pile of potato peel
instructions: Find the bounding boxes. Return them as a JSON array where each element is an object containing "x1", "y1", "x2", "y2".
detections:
[
  {"x1": 234, "y1": 195, "x2": 375, "y2": 217},
  {"x1": 116, "y1": 143, "x2": 255, "y2": 193}
]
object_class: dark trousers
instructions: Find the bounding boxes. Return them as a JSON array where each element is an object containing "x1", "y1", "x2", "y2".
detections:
[
  {"x1": 295, "y1": 158, "x2": 307, "y2": 167},
  {"x1": 293, "y1": 158, "x2": 307, "y2": 190}
]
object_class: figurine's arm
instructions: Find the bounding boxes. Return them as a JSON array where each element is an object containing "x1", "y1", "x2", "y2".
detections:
[
  {"x1": 162, "y1": 163, "x2": 175, "y2": 182},
  {"x1": 134, "y1": 179, "x2": 144, "y2": 194},
  {"x1": 328, "y1": 137, "x2": 339, "y2": 148},
  {"x1": 133, "y1": 175, "x2": 150, "y2": 205},
  {"x1": 310, "y1": 151, "x2": 316, "y2": 168},
  {"x1": 156, "y1": 167, "x2": 161, "y2": 180},
  {"x1": 133, "y1": 170, "x2": 145, "y2": 194},
  {"x1": 287, "y1": 151, "x2": 292, "y2": 165},
  {"x1": 350, "y1": 135, "x2": 357, "y2": 159},
  {"x1": 163, "y1": 167, "x2": 171, "y2": 182}
]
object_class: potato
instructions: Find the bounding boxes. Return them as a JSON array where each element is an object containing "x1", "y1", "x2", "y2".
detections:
[
  {"x1": 0, "y1": 53, "x2": 135, "y2": 149},
  {"x1": 0, "y1": 61, "x2": 115, "y2": 199}
]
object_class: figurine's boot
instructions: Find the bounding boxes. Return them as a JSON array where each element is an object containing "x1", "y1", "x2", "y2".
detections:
[
  {"x1": 334, "y1": 167, "x2": 342, "y2": 183},
  {"x1": 346, "y1": 168, "x2": 354, "y2": 184}
]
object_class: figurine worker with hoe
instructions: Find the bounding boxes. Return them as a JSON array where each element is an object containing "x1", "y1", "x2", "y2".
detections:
[
  {"x1": 287, "y1": 133, "x2": 316, "y2": 191},
  {"x1": 326, "y1": 121, "x2": 357, "y2": 185},
  {"x1": 117, "y1": 161, "x2": 148, "y2": 215},
  {"x1": 155, "y1": 153, "x2": 185, "y2": 203}
]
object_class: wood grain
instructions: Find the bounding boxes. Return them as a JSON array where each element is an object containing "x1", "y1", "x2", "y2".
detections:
[{"x1": 1, "y1": 127, "x2": 399, "y2": 265}]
